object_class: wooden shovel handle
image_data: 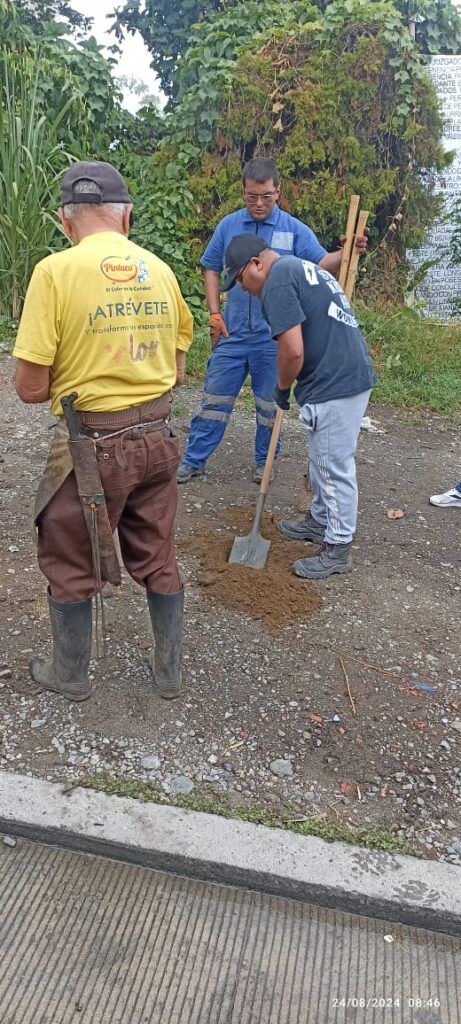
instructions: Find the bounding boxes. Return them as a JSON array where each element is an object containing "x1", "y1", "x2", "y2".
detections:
[
  {"x1": 338, "y1": 195, "x2": 360, "y2": 290},
  {"x1": 259, "y1": 405, "x2": 284, "y2": 495},
  {"x1": 344, "y1": 209, "x2": 369, "y2": 301}
]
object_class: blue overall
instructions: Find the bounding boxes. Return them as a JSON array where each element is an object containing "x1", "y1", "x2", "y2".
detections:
[{"x1": 182, "y1": 205, "x2": 327, "y2": 469}]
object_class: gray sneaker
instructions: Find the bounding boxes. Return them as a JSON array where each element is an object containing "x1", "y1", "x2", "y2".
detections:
[
  {"x1": 252, "y1": 463, "x2": 274, "y2": 484},
  {"x1": 177, "y1": 462, "x2": 204, "y2": 483},
  {"x1": 277, "y1": 511, "x2": 325, "y2": 543},
  {"x1": 292, "y1": 543, "x2": 352, "y2": 579}
]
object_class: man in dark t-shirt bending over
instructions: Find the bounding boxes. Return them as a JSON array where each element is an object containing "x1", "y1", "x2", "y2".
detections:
[{"x1": 222, "y1": 234, "x2": 377, "y2": 579}]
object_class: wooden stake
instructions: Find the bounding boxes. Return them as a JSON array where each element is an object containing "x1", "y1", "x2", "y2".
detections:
[
  {"x1": 338, "y1": 194, "x2": 360, "y2": 290},
  {"x1": 344, "y1": 209, "x2": 369, "y2": 301}
]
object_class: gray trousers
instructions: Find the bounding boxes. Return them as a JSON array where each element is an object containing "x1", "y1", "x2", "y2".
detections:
[{"x1": 299, "y1": 390, "x2": 371, "y2": 545}]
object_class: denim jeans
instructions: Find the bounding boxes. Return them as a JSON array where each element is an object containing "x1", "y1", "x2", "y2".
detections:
[{"x1": 183, "y1": 335, "x2": 280, "y2": 468}]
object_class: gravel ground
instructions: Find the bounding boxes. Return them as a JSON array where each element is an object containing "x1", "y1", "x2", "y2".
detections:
[{"x1": 1, "y1": 355, "x2": 460, "y2": 862}]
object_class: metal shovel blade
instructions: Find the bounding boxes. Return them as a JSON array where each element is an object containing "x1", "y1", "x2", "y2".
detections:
[
  {"x1": 227, "y1": 408, "x2": 283, "y2": 571},
  {"x1": 228, "y1": 531, "x2": 271, "y2": 570}
]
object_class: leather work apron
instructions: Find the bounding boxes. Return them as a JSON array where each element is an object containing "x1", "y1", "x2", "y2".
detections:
[{"x1": 34, "y1": 417, "x2": 73, "y2": 525}]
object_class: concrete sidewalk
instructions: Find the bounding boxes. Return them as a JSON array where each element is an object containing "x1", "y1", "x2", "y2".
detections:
[
  {"x1": 1, "y1": 772, "x2": 461, "y2": 935},
  {"x1": 0, "y1": 772, "x2": 460, "y2": 1022}
]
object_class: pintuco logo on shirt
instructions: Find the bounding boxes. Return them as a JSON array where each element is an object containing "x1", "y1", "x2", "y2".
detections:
[
  {"x1": 100, "y1": 255, "x2": 151, "y2": 285},
  {"x1": 100, "y1": 255, "x2": 138, "y2": 283}
]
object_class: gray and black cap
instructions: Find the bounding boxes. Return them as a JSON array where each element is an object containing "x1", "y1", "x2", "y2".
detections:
[
  {"x1": 222, "y1": 234, "x2": 270, "y2": 290},
  {"x1": 61, "y1": 161, "x2": 131, "y2": 205}
]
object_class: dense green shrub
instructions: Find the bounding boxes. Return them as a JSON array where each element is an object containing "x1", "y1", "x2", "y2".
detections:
[
  {"x1": 110, "y1": 0, "x2": 451, "y2": 311},
  {"x1": 115, "y1": 144, "x2": 206, "y2": 318},
  {"x1": 175, "y1": 3, "x2": 449, "y2": 296}
]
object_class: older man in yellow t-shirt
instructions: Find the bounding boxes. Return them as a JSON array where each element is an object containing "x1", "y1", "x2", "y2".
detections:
[{"x1": 13, "y1": 160, "x2": 193, "y2": 703}]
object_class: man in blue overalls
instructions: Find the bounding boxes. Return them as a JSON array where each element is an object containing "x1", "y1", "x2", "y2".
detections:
[{"x1": 178, "y1": 157, "x2": 364, "y2": 483}]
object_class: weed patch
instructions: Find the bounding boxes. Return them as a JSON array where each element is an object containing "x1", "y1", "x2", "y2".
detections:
[
  {"x1": 358, "y1": 305, "x2": 461, "y2": 416},
  {"x1": 75, "y1": 772, "x2": 421, "y2": 859}
]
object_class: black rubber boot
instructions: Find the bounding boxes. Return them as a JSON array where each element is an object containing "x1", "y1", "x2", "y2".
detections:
[
  {"x1": 292, "y1": 542, "x2": 353, "y2": 579},
  {"x1": 29, "y1": 591, "x2": 92, "y2": 701},
  {"x1": 147, "y1": 587, "x2": 184, "y2": 699},
  {"x1": 277, "y1": 511, "x2": 326, "y2": 543}
]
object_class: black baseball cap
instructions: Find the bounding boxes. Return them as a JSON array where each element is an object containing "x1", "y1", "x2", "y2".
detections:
[
  {"x1": 61, "y1": 161, "x2": 131, "y2": 205},
  {"x1": 222, "y1": 234, "x2": 270, "y2": 290}
]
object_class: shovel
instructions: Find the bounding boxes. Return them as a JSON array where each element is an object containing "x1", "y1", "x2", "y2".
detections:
[{"x1": 228, "y1": 405, "x2": 284, "y2": 569}]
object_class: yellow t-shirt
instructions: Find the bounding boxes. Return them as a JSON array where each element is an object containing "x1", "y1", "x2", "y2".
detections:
[{"x1": 13, "y1": 231, "x2": 194, "y2": 415}]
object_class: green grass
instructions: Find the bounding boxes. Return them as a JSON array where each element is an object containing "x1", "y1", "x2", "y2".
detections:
[
  {"x1": 186, "y1": 322, "x2": 210, "y2": 378},
  {"x1": 0, "y1": 319, "x2": 15, "y2": 357},
  {"x1": 0, "y1": 51, "x2": 70, "y2": 320},
  {"x1": 185, "y1": 305, "x2": 461, "y2": 418},
  {"x1": 171, "y1": 402, "x2": 188, "y2": 417},
  {"x1": 75, "y1": 772, "x2": 421, "y2": 858},
  {"x1": 357, "y1": 304, "x2": 461, "y2": 416}
]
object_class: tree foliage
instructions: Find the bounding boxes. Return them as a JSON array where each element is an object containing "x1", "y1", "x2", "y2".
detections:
[
  {"x1": 112, "y1": 141, "x2": 206, "y2": 313},
  {"x1": 113, "y1": 0, "x2": 461, "y2": 101},
  {"x1": 125, "y1": 0, "x2": 449, "y2": 308},
  {"x1": 112, "y1": 0, "x2": 224, "y2": 98},
  {"x1": 10, "y1": 0, "x2": 92, "y2": 36},
  {"x1": 402, "y1": 0, "x2": 461, "y2": 54},
  {"x1": 311, "y1": 0, "x2": 461, "y2": 52},
  {"x1": 171, "y1": 0, "x2": 317, "y2": 143},
  {"x1": 2, "y1": 0, "x2": 121, "y2": 153},
  {"x1": 2, "y1": 0, "x2": 458, "y2": 318}
]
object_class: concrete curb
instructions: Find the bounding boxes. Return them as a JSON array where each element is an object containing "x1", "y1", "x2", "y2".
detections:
[{"x1": 1, "y1": 770, "x2": 460, "y2": 936}]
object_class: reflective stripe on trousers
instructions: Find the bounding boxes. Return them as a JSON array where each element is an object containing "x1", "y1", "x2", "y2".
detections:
[{"x1": 183, "y1": 337, "x2": 280, "y2": 468}]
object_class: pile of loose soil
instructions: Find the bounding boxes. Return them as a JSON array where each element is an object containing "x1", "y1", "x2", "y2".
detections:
[{"x1": 179, "y1": 506, "x2": 323, "y2": 631}]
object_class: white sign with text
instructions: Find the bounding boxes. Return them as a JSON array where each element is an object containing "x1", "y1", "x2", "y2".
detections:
[{"x1": 408, "y1": 55, "x2": 461, "y2": 319}]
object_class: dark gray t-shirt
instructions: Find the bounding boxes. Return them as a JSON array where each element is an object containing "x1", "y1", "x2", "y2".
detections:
[{"x1": 261, "y1": 256, "x2": 377, "y2": 405}]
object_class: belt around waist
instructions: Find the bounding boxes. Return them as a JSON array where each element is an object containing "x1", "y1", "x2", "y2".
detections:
[
  {"x1": 81, "y1": 419, "x2": 168, "y2": 441},
  {"x1": 76, "y1": 394, "x2": 171, "y2": 429}
]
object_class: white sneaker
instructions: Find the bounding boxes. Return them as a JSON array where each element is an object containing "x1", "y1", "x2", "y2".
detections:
[{"x1": 429, "y1": 486, "x2": 461, "y2": 507}]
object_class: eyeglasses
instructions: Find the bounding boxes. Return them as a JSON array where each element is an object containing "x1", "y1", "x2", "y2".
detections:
[
  {"x1": 236, "y1": 260, "x2": 250, "y2": 284},
  {"x1": 244, "y1": 190, "x2": 278, "y2": 203}
]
